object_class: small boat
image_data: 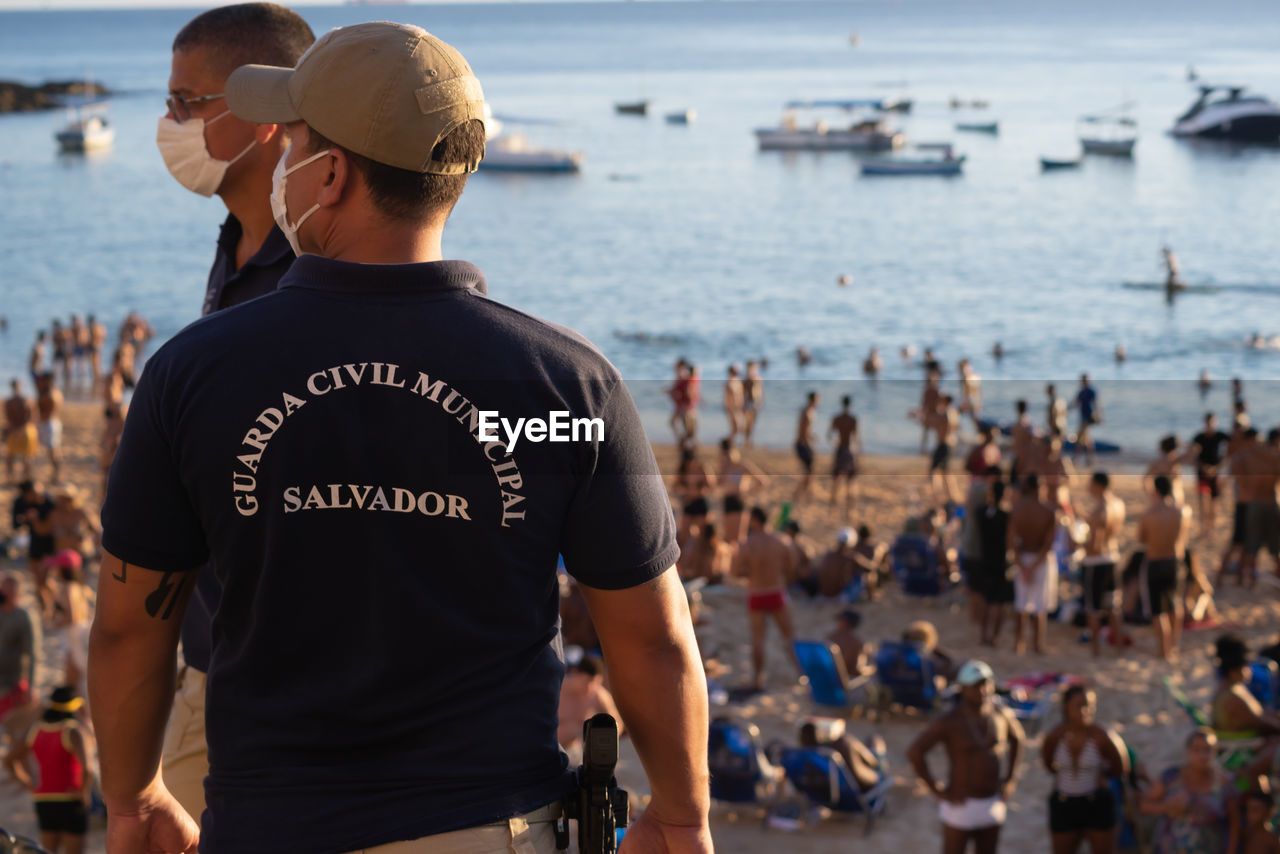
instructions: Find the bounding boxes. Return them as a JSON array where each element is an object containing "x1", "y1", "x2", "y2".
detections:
[
  {"x1": 1078, "y1": 104, "x2": 1137, "y2": 156},
  {"x1": 1040, "y1": 156, "x2": 1082, "y2": 170},
  {"x1": 1170, "y1": 86, "x2": 1280, "y2": 142},
  {"x1": 756, "y1": 109, "x2": 904, "y2": 152},
  {"x1": 479, "y1": 135, "x2": 583, "y2": 173},
  {"x1": 665, "y1": 109, "x2": 696, "y2": 125},
  {"x1": 915, "y1": 141, "x2": 956, "y2": 151},
  {"x1": 55, "y1": 103, "x2": 113, "y2": 152},
  {"x1": 955, "y1": 121, "x2": 999, "y2": 134},
  {"x1": 861, "y1": 151, "x2": 965, "y2": 176},
  {"x1": 615, "y1": 100, "x2": 649, "y2": 116},
  {"x1": 786, "y1": 97, "x2": 911, "y2": 113}
]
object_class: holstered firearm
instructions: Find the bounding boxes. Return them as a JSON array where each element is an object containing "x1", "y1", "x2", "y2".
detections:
[{"x1": 555, "y1": 714, "x2": 629, "y2": 853}]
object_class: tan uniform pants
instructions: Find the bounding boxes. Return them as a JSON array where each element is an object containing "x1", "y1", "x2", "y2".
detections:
[
  {"x1": 161, "y1": 665, "x2": 209, "y2": 825},
  {"x1": 343, "y1": 801, "x2": 564, "y2": 853}
]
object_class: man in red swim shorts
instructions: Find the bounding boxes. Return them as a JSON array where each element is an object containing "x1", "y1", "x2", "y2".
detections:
[{"x1": 734, "y1": 507, "x2": 801, "y2": 691}]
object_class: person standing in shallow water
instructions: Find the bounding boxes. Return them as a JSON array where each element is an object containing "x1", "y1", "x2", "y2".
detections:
[{"x1": 908, "y1": 660, "x2": 1025, "y2": 854}]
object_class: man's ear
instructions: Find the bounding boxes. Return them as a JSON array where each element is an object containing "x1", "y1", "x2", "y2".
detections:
[
  {"x1": 254, "y1": 123, "x2": 283, "y2": 145},
  {"x1": 316, "y1": 148, "x2": 348, "y2": 208}
]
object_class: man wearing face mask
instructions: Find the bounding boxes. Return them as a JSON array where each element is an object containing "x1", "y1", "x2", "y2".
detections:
[
  {"x1": 154, "y1": 2, "x2": 313, "y2": 833},
  {"x1": 93, "y1": 20, "x2": 710, "y2": 854}
]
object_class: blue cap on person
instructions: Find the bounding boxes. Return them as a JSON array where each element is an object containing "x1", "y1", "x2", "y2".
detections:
[{"x1": 956, "y1": 660, "x2": 995, "y2": 686}]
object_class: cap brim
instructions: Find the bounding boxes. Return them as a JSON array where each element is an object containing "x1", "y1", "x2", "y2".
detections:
[{"x1": 226, "y1": 64, "x2": 301, "y2": 124}]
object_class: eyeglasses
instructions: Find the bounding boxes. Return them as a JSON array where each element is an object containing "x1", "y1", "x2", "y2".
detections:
[{"x1": 165, "y1": 92, "x2": 225, "y2": 123}]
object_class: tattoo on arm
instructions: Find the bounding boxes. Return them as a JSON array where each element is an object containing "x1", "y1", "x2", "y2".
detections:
[
  {"x1": 144, "y1": 572, "x2": 189, "y2": 620},
  {"x1": 112, "y1": 561, "x2": 128, "y2": 583}
]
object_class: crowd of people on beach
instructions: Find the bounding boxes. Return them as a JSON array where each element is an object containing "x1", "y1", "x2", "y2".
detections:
[
  {"x1": 654, "y1": 347, "x2": 1280, "y2": 853},
  {"x1": 0, "y1": 311, "x2": 155, "y2": 852}
]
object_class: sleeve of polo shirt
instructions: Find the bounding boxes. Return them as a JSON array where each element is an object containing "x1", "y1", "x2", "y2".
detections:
[
  {"x1": 100, "y1": 357, "x2": 209, "y2": 573},
  {"x1": 560, "y1": 379, "x2": 679, "y2": 591}
]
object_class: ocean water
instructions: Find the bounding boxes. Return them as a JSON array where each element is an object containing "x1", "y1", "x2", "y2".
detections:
[{"x1": 2, "y1": 0, "x2": 1280, "y2": 455}]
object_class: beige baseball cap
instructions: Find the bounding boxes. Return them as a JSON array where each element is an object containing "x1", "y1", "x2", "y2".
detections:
[{"x1": 226, "y1": 21, "x2": 485, "y2": 175}]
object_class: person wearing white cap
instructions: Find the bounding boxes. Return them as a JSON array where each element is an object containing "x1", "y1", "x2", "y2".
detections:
[
  {"x1": 907, "y1": 660, "x2": 1024, "y2": 854},
  {"x1": 90, "y1": 20, "x2": 709, "y2": 854}
]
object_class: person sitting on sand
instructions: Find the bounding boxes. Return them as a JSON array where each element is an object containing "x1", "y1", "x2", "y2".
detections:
[
  {"x1": 1040, "y1": 685, "x2": 1128, "y2": 854},
  {"x1": 733, "y1": 507, "x2": 801, "y2": 692},
  {"x1": 816, "y1": 527, "x2": 859, "y2": 598},
  {"x1": 851, "y1": 524, "x2": 889, "y2": 598},
  {"x1": 827, "y1": 609, "x2": 870, "y2": 678},
  {"x1": 798, "y1": 721, "x2": 883, "y2": 793},
  {"x1": 1211, "y1": 634, "x2": 1280, "y2": 738},
  {"x1": 679, "y1": 523, "x2": 732, "y2": 585},
  {"x1": 557, "y1": 655, "x2": 623, "y2": 765},
  {"x1": 908, "y1": 660, "x2": 1025, "y2": 854},
  {"x1": 903, "y1": 620, "x2": 958, "y2": 685},
  {"x1": 782, "y1": 519, "x2": 818, "y2": 597}
]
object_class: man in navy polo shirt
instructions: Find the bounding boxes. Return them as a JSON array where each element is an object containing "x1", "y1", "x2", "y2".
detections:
[
  {"x1": 90, "y1": 21, "x2": 711, "y2": 854},
  {"x1": 155, "y1": 3, "x2": 315, "y2": 829}
]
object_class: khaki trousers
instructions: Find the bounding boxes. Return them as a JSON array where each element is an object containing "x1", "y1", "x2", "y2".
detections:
[
  {"x1": 343, "y1": 802, "x2": 564, "y2": 854},
  {"x1": 161, "y1": 665, "x2": 209, "y2": 825}
]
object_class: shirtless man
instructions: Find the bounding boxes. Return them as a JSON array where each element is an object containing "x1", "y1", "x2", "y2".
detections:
[
  {"x1": 87, "y1": 314, "x2": 108, "y2": 385},
  {"x1": 733, "y1": 507, "x2": 800, "y2": 691},
  {"x1": 931, "y1": 395, "x2": 960, "y2": 504},
  {"x1": 826, "y1": 609, "x2": 867, "y2": 677},
  {"x1": 68, "y1": 314, "x2": 89, "y2": 385},
  {"x1": 920, "y1": 370, "x2": 942, "y2": 454},
  {"x1": 793, "y1": 391, "x2": 819, "y2": 501},
  {"x1": 556, "y1": 656, "x2": 622, "y2": 762},
  {"x1": 28, "y1": 332, "x2": 46, "y2": 386},
  {"x1": 1162, "y1": 244, "x2": 1186, "y2": 295},
  {"x1": 1137, "y1": 475, "x2": 1191, "y2": 660},
  {"x1": 1082, "y1": 472, "x2": 1126, "y2": 657},
  {"x1": 908, "y1": 660, "x2": 1024, "y2": 854},
  {"x1": 816, "y1": 528, "x2": 858, "y2": 598},
  {"x1": 1035, "y1": 435, "x2": 1074, "y2": 517},
  {"x1": 742, "y1": 360, "x2": 762, "y2": 446},
  {"x1": 1010, "y1": 400, "x2": 1036, "y2": 481},
  {"x1": 1144, "y1": 435, "x2": 1188, "y2": 507},
  {"x1": 35, "y1": 373, "x2": 63, "y2": 483},
  {"x1": 829, "y1": 395, "x2": 860, "y2": 514},
  {"x1": 799, "y1": 721, "x2": 882, "y2": 793},
  {"x1": 1241, "y1": 430, "x2": 1280, "y2": 585},
  {"x1": 723, "y1": 365, "x2": 744, "y2": 445},
  {"x1": 1008, "y1": 474, "x2": 1057, "y2": 655},
  {"x1": 717, "y1": 438, "x2": 760, "y2": 544},
  {"x1": 863, "y1": 347, "x2": 882, "y2": 376},
  {"x1": 4, "y1": 379, "x2": 37, "y2": 482}
]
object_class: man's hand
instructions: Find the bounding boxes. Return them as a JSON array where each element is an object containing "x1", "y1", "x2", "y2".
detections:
[
  {"x1": 620, "y1": 808, "x2": 713, "y2": 854},
  {"x1": 106, "y1": 786, "x2": 199, "y2": 854},
  {"x1": 999, "y1": 779, "x2": 1017, "y2": 801}
]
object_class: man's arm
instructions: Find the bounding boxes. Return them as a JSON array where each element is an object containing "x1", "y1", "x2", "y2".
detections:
[
  {"x1": 89, "y1": 550, "x2": 198, "y2": 852},
  {"x1": 1000, "y1": 709, "x2": 1025, "y2": 797},
  {"x1": 578, "y1": 567, "x2": 711, "y2": 850},
  {"x1": 906, "y1": 717, "x2": 950, "y2": 799}
]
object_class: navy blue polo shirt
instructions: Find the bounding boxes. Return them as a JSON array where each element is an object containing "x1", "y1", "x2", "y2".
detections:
[
  {"x1": 101, "y1": 256, "x2": 678, "y2": 854},
  {"x1": 181, "y1": 216, "x2": 295, "y2": 674}
]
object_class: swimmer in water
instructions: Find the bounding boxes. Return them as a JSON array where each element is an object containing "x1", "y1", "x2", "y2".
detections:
[
  {"x1": 1162, "y1": 245, "x2": 1186, "y2": 297},
  {"x1": 863, "y1": 347, "x2": 882, "y2": 376}
]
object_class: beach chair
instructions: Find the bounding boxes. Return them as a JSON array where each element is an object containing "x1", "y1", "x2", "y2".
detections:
[
  {"x1": 872, "y1": 641, "x2": 939, "y2": 714},
  {"x1": 1249, "y1": 659, "x2": 1280, "y2": 712},
  {"x1": 793, "y1": 640, "x2": 872, "y2": 715},
  {"x1": 776, "y1": 746, "x2": 891, "y2": 833},
  {"x1": 891, "y1": 534, "x2": 946, "y2": 598},
  {"x1": 0, "y1": 829, "x2": 49, "y2": 854},
  {"x1": 998, "y1": 673, "x2": 1076, "y2": 737},
  {"x1": 708, "y1": 718, "x2": 778, "y2": 805}
]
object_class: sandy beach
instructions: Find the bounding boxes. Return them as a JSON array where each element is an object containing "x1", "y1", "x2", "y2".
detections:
[{"x1": 2, "y1": 399, "x2": 1278, "y2": 852}]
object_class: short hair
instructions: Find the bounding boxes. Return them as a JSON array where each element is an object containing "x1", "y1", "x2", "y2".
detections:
[
  {"x1": 572, "y1": 655, "x2": 602, "y2": 678},
  {"x1": 856, "y1": 524, "x2": 871, "y2": 540},
  {"x1": 798, "y1": 722, "x2": 818, "y2": 745},
  {"x1": 749, "y1": 506, "x2": 768, "y2": 525},
  {"x1": 841, "y1": 395, "x2": 851, "y2": 408},
  {"x1": 1269, "y1": 428, "x2": 1280, "y2": 444},
  {"x1": 1245, "y1": 427, "x2": 1259, "y2": 440},
  {"x1": 837, "y1": 609, "x2": 861, "y2": 628},
  {"x1": 1205, "y1": 412, "x2": 1215, "y2": 423},
  {"x1": 1091, "y1": 471, "x2": 1110, "y2": 489},
  {"x1": 1160, "y1": 435, "x2": 1178, "y2": 454},
  {"x1": 1061, "y1": 684, "x2": 1089, "y2": 708},
  {"x1": 1153, "y1": 475, "x2": 1172, "y2": 497},
  {"x1": 1020, "y1": 473, "x2": 1039, "y2": 493},
  {"x1": 719, "y1": 437, "x2": 732, "y2": 453},
  {"x1": 784, "y1": 520, "x2": 800, "y2": 535},
  {"x1": 1187, "y1": 726, "x2": 1217, "y2": 748},
  {"x1": 1016, "y1": 399, "x2": 1027, "y2": 414},
  {"x1": 1214, "y1": 633, "x2": 1249, "y2": 672},
  {"x1": 172, "y1": 3, "x2": 315, "y2": 80},
  {"x1": 309, "y1": 122, "x2": 486, "y2": 224},
  {"x1": 806, "y1": 391, "x2": 818, "y2": 404}
]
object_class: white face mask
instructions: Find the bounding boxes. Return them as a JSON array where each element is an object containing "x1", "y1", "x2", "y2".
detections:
[
  {"x1": 271, "y1": 147, "x2": 332, "y2": 257},
  {"x1": 156, "y1": 111, "x2": 256, "y2": 198}
]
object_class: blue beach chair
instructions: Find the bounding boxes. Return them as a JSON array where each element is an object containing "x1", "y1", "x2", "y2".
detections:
[
  {"x1": 873, "y1": 641, "x2": 939, "y2": 713},
  {"x1": 777, "y1": 746, "x2": 891, "y2": 833},
  {"x1": 891, "y1": 534, "x2": 945, "y2": 598},
  {"x1": 1249, "y1": 659, "x2": 1279, "y2": 712},
  {"x1": 794, "y1": 640, "x2": 872, "y2": 714},
  {"x1": 709, "y1": 718, "x2": 777, "y2": 805}
]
